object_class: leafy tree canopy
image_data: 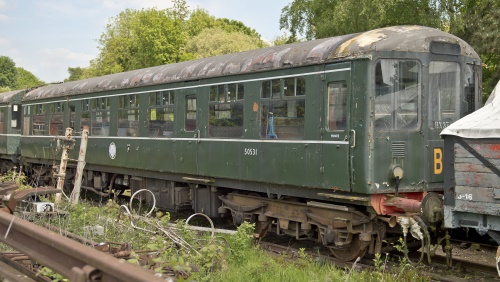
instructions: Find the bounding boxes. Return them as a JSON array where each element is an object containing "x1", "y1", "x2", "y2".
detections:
[
  {"x1": 186, "y1": 27, "x2": 263, "y2": 59},
  {"x1": 16, "y1": 67, "x2": 44, "y2": 89},
  {"x1": 90, "y1": 4, "x2": 191, "y2": 76},
  {"x1": 64, "y1": 66, "x2": 97, "y2": 82},
  {"x1": 0, "y1": 56, "x2": 43, "y2": 92},
  {"x1": 84, "y1": 0, "x2": 265, "y2": 78},
  {"x1": 280, "y1": 0, "x2": 443, "y2": 40},
  {"x1": 187, "y1": 9, "x2": 262, "y2": 40},
  {"x1": 450, "y1": 0, "x2": 500, "y2": 97},
  {"x1": 272, "y1": 33, "x2": 300, "y2": 46},
  {"x1": 0, "y1": 56, "x2": 17, "y2": 89}
]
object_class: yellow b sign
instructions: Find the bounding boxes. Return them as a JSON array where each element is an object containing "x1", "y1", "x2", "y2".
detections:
[{"x1": 433, "y1": 148, "x2": 443, "y2": 174}]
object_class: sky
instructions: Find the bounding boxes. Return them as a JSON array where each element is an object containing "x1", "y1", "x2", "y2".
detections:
[{"x1": 0, "y1": 0, "x2": 292, "y2": 83}]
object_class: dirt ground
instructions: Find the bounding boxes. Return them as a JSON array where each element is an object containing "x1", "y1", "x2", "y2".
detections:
[{"x1": 434, "y1": 241, "x2": 498, "y2": 267}]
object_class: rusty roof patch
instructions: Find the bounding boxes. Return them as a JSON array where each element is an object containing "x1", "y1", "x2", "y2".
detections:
[{"x1": 331, "y1": 26, "x2": 478, "y2": 59}]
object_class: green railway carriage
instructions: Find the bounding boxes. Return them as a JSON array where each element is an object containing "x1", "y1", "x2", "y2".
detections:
[
  {"x1": 0, "y1": 89, "x2": 25, "y2": 170},
  {"x1": 16, "y1": 26, "x2": 481, "y2": 260}
]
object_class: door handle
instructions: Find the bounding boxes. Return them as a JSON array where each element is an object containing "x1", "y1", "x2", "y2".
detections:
[
  {"x1": 351, "y1": 129, "x2": 356, "y2": 149},
  {"x1": 197, "y1": 129, "x2": 200, "y2": 143}
]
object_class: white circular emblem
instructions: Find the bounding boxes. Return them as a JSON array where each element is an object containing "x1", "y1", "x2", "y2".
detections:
[{"x1": 109, "y1": 142, "x2": 116, "y2": 159}]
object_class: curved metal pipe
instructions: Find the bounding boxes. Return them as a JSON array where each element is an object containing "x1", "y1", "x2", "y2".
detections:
[
  {"x1": 108, "y1": 173, "x2": 118, "y2": 197},
  {"x1": 413, "y1": 215, "x2": 432, "y2": 264}
]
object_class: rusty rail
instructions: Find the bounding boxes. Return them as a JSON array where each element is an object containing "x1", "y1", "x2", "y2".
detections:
[{"x1": 0, "y1": 211, "x2": 171, "y2": 282}]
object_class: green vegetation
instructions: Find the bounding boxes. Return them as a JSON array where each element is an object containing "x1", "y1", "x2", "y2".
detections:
[
  {"x1": 15, "y1": 67, "x2": 44, "y2": 89},
  {"x1": 66, "y1": 0, "x2": 266, "y2": 81},
  {"x1": 0, "y1": 56, "x2": 17, "y2": 90},
  {"x1": 0, "y1": 56, "x2": 45, "y2": 93},
  {"x1": 0, "y1": 178, "x2": 429, "y2": 282},
  {"x1": 186, "y1": 27, "x2": 264, "y2": 59},
  {"x1": 0, "y1": 171, "x2": 430, "y2": 281}
]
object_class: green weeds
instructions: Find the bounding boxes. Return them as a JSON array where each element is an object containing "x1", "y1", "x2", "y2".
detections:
[{"x1": 3, "y1": 182, "x2": 430, "y2": 282}]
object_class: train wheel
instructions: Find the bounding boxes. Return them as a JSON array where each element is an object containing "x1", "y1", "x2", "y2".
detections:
[{"x1": 329, "y1": 235, "x2": 367, "y2": 262}]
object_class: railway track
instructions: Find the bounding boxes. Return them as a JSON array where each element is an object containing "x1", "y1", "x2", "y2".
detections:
[
  {"x1": 258, "y1": 238, "x2": 499, "y2": 282},
  {"x1": 0, "y1": 252, "x2": 48, "y2": 282},
  {"x1": 0, "y1": 211, "x2": 173, "y2": 282}
]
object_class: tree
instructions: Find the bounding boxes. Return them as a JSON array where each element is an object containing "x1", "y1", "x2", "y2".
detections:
[
  {"x1": 64, "y1": 67, "x2": 97, "y2": 82},
  {"x1": 272, "y1": 33, "x2": 299, "y2": 46},
  {"x1": 214, "y1": 18, "x2": 262, "y2": 39},
  {"x1": 186, "y1": 28, "x2": 263, "y2": 59},
  {"x1": 86, "y1": 1, "x2": 266, "y2": 77},
  {"x1": 0, "y1": 56, "x2": 17, "y2": 89},
  {"x1": 65, "y1": 67, "x2": 86, "y2": 82},
  {"x1": 16, "y1": 67, "x2": 44, "y2": 89},
  {"x1": 450, "y1": 0, "x2": 500, "y2": 99},
  {"x1": 185, "y1": 9, "x2": 218, "y2": 37},
  {"x1": 91, "y1": 0, "x2": 192, "y2": 76},
  {"x1": 280, "y1": 0, "x2": 442, "y2": 40},
  {"x1": 186, "y1": 9, "x2": 262, "y2": 38}
]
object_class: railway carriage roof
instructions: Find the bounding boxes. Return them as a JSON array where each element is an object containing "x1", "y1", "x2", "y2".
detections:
[
  {"x1": 24, "y1": 25, "x2": 478, "y2": 101},
  {"x1": 0, "y1": 89, "x2": 24, "y2": 104},
  {"x1": 441, "y1": 80, "x2": 500, "y2": 139}
]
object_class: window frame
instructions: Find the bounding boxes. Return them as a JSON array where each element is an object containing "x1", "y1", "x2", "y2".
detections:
[
  {"x1": 326, "y1": 81, "x2": 348, "y2": 131},
  {"x1": 208, "y1": 83, "x2": 245, "y2": 138},
  {"x1": 260, "y1": 76, "x2": 306, "y2": 140},
  {"x1": 428, "y1": 61, "x2": 461, "y2": 130},
  {"x1": 148, "y1": 91, "x2": 175, "y2": 138},
  {"x1": 374, "y1": 59, "x2": 421, "y2": 131},
  {"x1": 118, "y1": 94, "x2": 140, "y2": 137}
]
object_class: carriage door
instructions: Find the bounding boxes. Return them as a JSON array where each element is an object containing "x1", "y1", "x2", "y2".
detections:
[
  {"x1": 178, "y1": 92, "x2": 200, "y2": 175},
  {"x1": 322, "y1": 62, "x2": 352, "y2": 191},
  {"x1": 372, "y1": 59, "x2": 423, "y2": 191}
]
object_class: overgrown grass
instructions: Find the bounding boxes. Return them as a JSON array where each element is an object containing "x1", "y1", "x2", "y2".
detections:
[
  {"x1": 2, "y1": 171, "x2": 431, "y2": 281},
  {"x1": 209, "y1": 244, "x2": 429, "y2": 282}
]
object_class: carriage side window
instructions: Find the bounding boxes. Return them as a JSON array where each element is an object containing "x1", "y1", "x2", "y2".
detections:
[
  {"x1": 118, "y1": 94, "x2": 139, "y2": 137},
  {"x1": 262, "y1": 79, "x2": 281, "y2": 98},
  {"x1": 185, "y1": 96, "x2": 197, "y2": 131},
  {"x1": 327, "y1": 81, "x2": 347, "y2": 130},
  {"x1": 374, "y1": 60, "x2": 420, "y2": 130},
  {"x1": 148, "y1": 91, "x2": 174, "y2": 138},
  {"x1": 23, "y1": 105, "x2": 31, "y2": 135},
  {"x1": 49, "y1": 102, "x2": 64, "y2": 136},
  {"x1": 32, "y1": 104, "x2": 46, "y2": 136},
  {"x1": 463, "y1": 64, "x2": 478, "y2": 116},
  {"x1": 284, "y1": 77, "x2": 306, "y2": 97},
  {"x1": 11, "y1": 104, "x2": 21, "y2": 130},
  {"x1": 260, "y1": 76, "x2": 306, "y2": 139},
  {"x1": 0, "y1": 107, "x2": 5, "y2": 134},
  {"x1": 209, "y1": 84, "x2": 244, "y2": 138},
  {"x1": 81, "y1": 99, "x2": 91, "y2": 134},
  {"x1": 91, "y1": 97, "x2": 110, "y2": 136},
  {"x1": 429, "y1": 61, "x2": 460, "y2": 129}
]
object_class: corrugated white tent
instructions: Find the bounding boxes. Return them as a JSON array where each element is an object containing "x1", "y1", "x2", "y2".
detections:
[{"x1": 441, "y1": 80, "x2": 500, "y2": 138}]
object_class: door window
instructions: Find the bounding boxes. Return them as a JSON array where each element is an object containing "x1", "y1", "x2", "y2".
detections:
[
  {"x1": 374, "y1": 59, "x2": 420, "y2": 130},
  {"x1": 185, "y1": 96, "x2": 196, "y2": 131},
  {"x1": 327, "y1": 81, "x2": 347, "y2": 131}
]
